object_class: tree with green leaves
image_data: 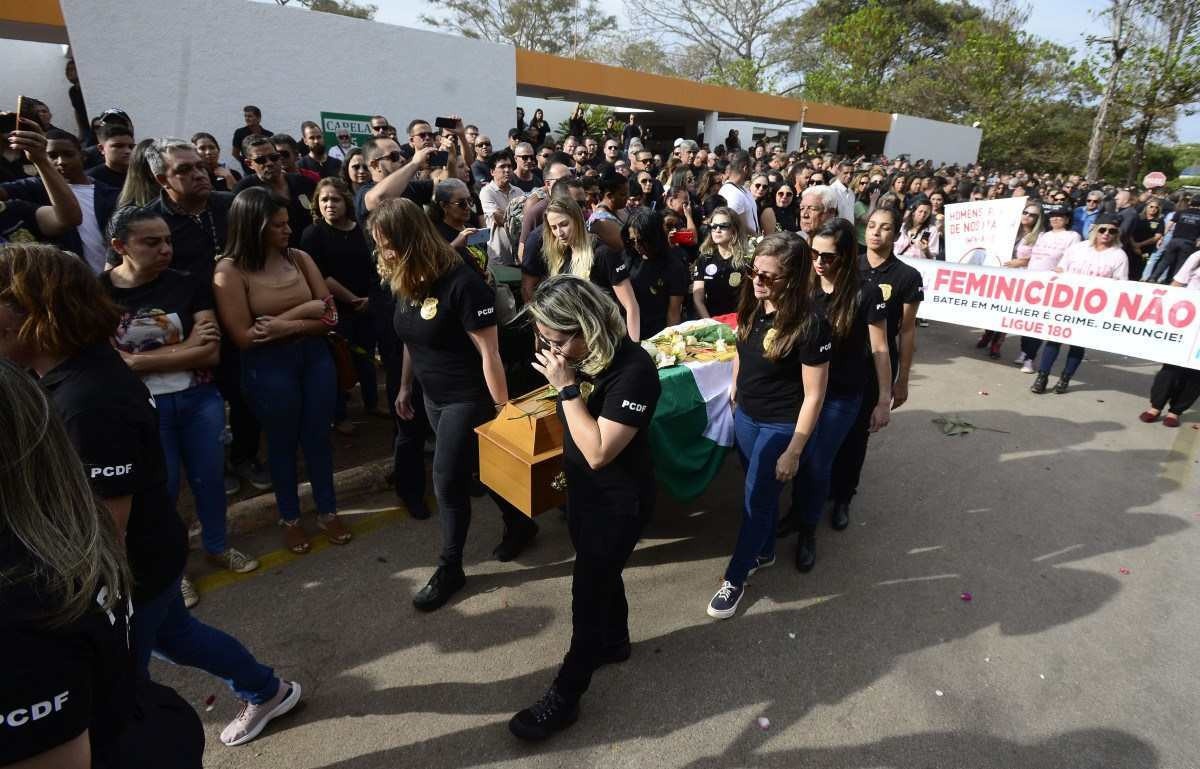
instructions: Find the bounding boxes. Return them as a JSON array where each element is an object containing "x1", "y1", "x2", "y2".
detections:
[
  {"x1": 273, "y1": 0, "x2": 376, "y2": 19},
  {"x1": 420, "y1": 0, "x2": 616, "y2": 56}
]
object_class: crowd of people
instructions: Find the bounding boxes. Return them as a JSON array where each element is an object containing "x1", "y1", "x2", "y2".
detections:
[{"x1": 2, "y1": 89, "x2": 1198, "y2": 767}]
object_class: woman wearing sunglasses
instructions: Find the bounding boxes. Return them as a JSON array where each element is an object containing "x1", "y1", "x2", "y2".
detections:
[
  {"x1": 771, "y1": 183, "x2": 799, "y2": 233},
  {"x1": 1013, "y1": 205, "x2": 1079, "y2": 372},
  {"x1": 370, "y1": 198, "x2": 538, "y2": 611},
  {"x1": 707, "y1": 232, "x2": 831, "y2": 620},
  {"x1": 691, "y1": 206, "x2": 752, "y2": 319},
  {"x1": 509, "y1": 275, "x2": 661, "y2": 741},
  {"x1": 750, "y1": 173, "x2": 778, "y2": 234},
  {"x1": 1031, "y1": 212, "x2": 1129, "y2": 394},
  {"x1": 777, "y1": 219, "x2": 891, "y2": 570}
]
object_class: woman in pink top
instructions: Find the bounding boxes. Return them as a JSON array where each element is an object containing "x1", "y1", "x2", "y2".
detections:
[
  {"x1": 1014, "y1": 205, "x2": 1079, "y2": 372},
  {"x1": 978, "y1": 200, "x2": 1043, "y2": 358},
  {"x1": 1139, "y1": 249, "x2": 1200, "y2": 427},
  {"x1": 1031, "y1": 212, "x2": 1128, "y2": 395}
]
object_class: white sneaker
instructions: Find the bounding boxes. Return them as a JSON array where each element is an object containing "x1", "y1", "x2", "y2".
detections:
[
  {"x1": 181, "y1": 577, "x2": 200, "y2": 609},
  {"x1": 1014, "y1": 352, "x2": 1028, "y2": 365},
  {"x1": 1021, "y1": 359, "x2": 1035, "y2": 374},
  {"x1": 220, "y1": 680, "x2": 302, "y2": 746}
]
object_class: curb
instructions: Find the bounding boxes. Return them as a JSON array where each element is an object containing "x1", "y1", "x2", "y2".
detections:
[{"x1": 187, "y1": 457, "x2": 393, "y2": 545}]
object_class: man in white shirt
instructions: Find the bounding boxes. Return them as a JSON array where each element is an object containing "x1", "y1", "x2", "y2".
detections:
[
  {"x1": 478, "y1": 151, "x2": 523, "y2": 266},
  {"x1": 718, "y1": 150, "x2": 758, "y2": 234},
  {"x1": 828, "y1": 161, "x2": 856, "y2": 222}
]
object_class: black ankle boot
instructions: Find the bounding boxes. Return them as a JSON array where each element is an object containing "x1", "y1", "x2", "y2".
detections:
[
  {"x1": 493, "y1": 520, "x2": 539, "y2": 562},
  {"x1": 509, "y1": 685, "x2": 580, "y2": 741},
  {"x1": 413, "y1": 564, "x2": 465, "y2": 611},
  {"x1": 830, "y1": 500, "x2": 850, "y2": 531},
  {"x1": 795, "y1": 524, "x2": 816, "y2": 573},
  {"x1": 1031, "y1": 372, "x2": 1049, "y2": 394},
  {"x1": 1053, "y1": 375, "x2": 1071, "y2": 394}
]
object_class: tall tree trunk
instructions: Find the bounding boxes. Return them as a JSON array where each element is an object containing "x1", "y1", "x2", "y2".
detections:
[
  {"x1": 1086, "y1": 0, "x2": 1134, "y2": 184},
  {"x1": 1126, "y1": 114, "x2": 1155, "y2": 186}
]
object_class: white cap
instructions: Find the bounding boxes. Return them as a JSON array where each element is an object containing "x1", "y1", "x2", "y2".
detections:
[{"x1": 673, "y1": 137, "x2": 685, "y2": 148}]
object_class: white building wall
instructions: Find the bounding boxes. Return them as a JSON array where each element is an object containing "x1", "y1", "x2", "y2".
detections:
[
  {"x1": 0, "y1": 41, "x2": 76, "y2": 135},
  {"x1": 884, "y1": 114, "x2": 981, "y2": 166},
  {"x1": 59, "y1": 0, "x2": 515, "y2": 167}
]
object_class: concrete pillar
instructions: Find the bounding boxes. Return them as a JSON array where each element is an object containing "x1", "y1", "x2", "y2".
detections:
[
  {"x1": 786, "y1": 121, "x2": 804, "y2": 152},
  {"x1": 703, "y1": 111, "x2": 719, "y2": 149}
]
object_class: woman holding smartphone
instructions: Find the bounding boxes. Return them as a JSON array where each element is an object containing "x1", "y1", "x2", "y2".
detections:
[
  {"x1": 370, "y1": 197, "x2": 538, "y2": 611},
  {"x1": 509, "y1": 275, "x2": 661, "y2": 741},
  {"x1": 707, "y1": 232, "x2": 831, "y2": 619}
]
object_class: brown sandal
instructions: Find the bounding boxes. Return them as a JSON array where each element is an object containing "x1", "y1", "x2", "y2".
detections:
[
  {"x1": 318, "y1": 514, "x2": 353, "y2": 545},
  {"x1": 281, "y1": 520, "x2": 311, "y2": 554}
]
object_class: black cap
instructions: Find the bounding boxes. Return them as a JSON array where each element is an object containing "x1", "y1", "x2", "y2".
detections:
[
  {"x1": 1094, "y1": 212, "x2": 1121, "y2": 227},
  {"x1": 1046, "y1": 204, "x2": 1071, "y2": 219}
]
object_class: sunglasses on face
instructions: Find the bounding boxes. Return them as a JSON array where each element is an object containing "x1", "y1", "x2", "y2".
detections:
[
  {"x1": 752, "y1": 182, "x2": 767, "y2": 189},
  {"x1": 412, "y1": 131, "x2": 435, "y2": 140},
  {"x1": 812, "y1": 251, "x2": 839, "y2": 263},
  {"x1": 250, "y1": 153, "x2": 281, "y2": 165},
  {"x1": 476, "y1": 142, "x2": 492, "y2": 148},
  {"x1": 375, "y1": 150, "x2": 403, "y2": 165},
  {"x1": 1095, "y1": 226, "x2": 1118, "y2": 235},
  {"x1": 709, "y1": 222, "x2": 733, "y2": 231},
  {"x1": 516, "y1": 154, "x2": 534, "y2": 161},
  {"x1": 777, "y1": 191, "x2": 794, "y2": 198},
  {"x1": 371, "y1": 125, "x2": 389, "y2": 132},
  {"x1": 447, "y1": 199, "x2": 473, "y2": 210},
  {"x1": 745, "y1": 267, "x2": 778, "y2": 287}
]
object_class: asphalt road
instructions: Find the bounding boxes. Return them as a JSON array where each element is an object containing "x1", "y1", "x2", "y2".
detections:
[{"x1": 161, "y1": 322, "x2": 1198, "y2": 769}]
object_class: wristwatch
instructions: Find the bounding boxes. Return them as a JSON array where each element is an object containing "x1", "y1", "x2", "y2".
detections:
[{"x1": 558, "y1": 384, "x2": 581, "y2": 402}]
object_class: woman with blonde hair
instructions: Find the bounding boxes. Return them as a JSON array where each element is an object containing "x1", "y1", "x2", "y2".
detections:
[
  {"x1": 521, "y1": 197, "x2": 641, "y2": 339},
  {"x1": 117, "y1": 137, "x2": 162, "y2": 208},
  {"x1": 508, "y1": 275, "x2": 661, "y2": 741},
  {"x1": 370, "y1": 197, "x2": 538, "y2": 611},
  {"x1": 691, "y1": 205, "x2": 752, "y2": 318}
]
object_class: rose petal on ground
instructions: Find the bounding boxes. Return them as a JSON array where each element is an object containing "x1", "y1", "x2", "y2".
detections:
[
  {"x1": 1119, "y1": 567, "x2": 1131, "y2": 575},
  {"x1": 757, "y1": 716, "x2": 770, "y2": 730},
  {"x1": 960, "y1": 591, "x2": 973, "y2": 602}
]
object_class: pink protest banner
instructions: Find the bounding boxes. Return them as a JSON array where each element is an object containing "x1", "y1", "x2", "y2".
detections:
[{"x1": 901, "y1": 258, "x2": 1200, "y2": 371}]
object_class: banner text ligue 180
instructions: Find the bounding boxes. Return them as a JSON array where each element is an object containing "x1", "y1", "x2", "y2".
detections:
[{"x1": 905, "y1": 198, "x2": 1200, "y2": 371}]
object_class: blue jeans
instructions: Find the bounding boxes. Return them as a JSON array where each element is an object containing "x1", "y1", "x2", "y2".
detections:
[
  {"x1": 789, "y1": 394, "x2": 862, "y2": 525},
  {"x1": 334, "y1": 309, "x2": 379, "y2": 421},
  {"x1": 1038, "y1": 342, "x2": 1086, "y2": 378},
  {"x1": 131, "y1": 578, "x2": 279, "y2": 704},
  {"x1": 725, "y1": 408, "x2": 816, "y2": 586},
  {"x1": 241, "y1": 336, "x2": 338, "y2": 521},
  {"x1": 158, "y1": 384, "x2": 227, "y2": 555}
]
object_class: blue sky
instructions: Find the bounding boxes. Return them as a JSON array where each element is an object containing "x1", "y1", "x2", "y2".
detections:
[{"x1": 329, "y1": 0, "x2": 1200, "y2": 143}]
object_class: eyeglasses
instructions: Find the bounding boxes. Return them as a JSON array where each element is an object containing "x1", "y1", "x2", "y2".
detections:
[
  {"x1": 374, "y1": 150, "x2": 403, "y2": 165},
  {"x1": 250, "y1": 153, "x2": 282, "y2": 165},
  {"x1": 1022, "y1": 211, "x2": 1038, "y2": 217},
  {"x1": 1087, "y1": 198, "x2": 1102, "y2": 204},
  {"x1": 812, "y1": 251, "x2": 839, "y2": 263},
  {"x1": 752, "y1": 183, "x2": 767, "y2": 189},
  {"x1": 475, "y1": 142, "x2": 492, "y2": 148},
  {"x1": 777, "y1": 191, "x2": 794, "y2": 198},
  {"x1": 447, "y1": 199, "x2": 473, "y2": 210},
  {"x1": 745, "y1": 267, "x2": 778, "y2": 287},
  {"x1": 516, "y1": 154, "x2": 534, "y2": 161},
  {"x1": 371, "y1": 125, "x2": 390, "y2": 133},
  {"x1": 535, "y1": 330, "x2": 576, "y2": 355},
  {"x1": 1095, "y1": 226, "x2": 1118, "y2": 235},
  {"x1": 412, "y1": 131, "x2": 435, "y2": 140},
  {"x1": 709, "y1": 222, "x2": 733, "y2": 231}
]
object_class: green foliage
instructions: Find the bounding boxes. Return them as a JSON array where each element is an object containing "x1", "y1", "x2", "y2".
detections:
[
  {"x1": 274, "y1": 0, "x2": 376, "y2": 19},
  {"x1": 420, "y1": 0, "x2": 616, "y2": 56}
]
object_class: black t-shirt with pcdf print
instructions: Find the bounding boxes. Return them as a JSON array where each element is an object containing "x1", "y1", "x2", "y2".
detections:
[
  {"x1": 393, "y1": 263, "x2": 498, "y2": 406},
  {"x1": 0, "y1": 571, "x2": 133, "y2": 768},
  {"x1": 40, "y1": 344, "x2": 188, "y2": 603}
]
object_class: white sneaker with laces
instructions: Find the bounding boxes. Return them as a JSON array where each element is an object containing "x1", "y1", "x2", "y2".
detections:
[
  {"x1": 180, "y1": 577, "x2": 200, "y2": 609},
  {"x1": 1021, "y1": 359, "x2": 1035, "y2": 374},
  {"x1": 220, "y1": 680, "x2": 302, "y2": 747},
  {"x1": 1014, "y1": 352, "x2": 1028, "y2": 365}
]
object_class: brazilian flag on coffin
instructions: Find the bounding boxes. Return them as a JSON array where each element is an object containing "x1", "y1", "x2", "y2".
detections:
[{"x1": 642, "y1": 321, "x2": 737, "y2": 500}]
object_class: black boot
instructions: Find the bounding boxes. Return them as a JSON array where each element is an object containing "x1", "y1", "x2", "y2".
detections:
[
  {"x1": 413, "y1": 564, "x2": 465, "y2": 611},
  {"x1": 401, "y1": 494, "x2": 431, "y2": 520},
  {"x1": 1053, "y1": 374, "x2": 1071, "y2": 394},
  {"x1": 1030, "y1": 372, "x2": 1049, "y2": 394},
  {"x1": 795, "y1": 523, "x2": 816, "y2": 573},
  {"x1": 493, "y1": 519, "x2": 539, "y2": 562},
  {"x1": 830, "y1": 500, "x2": 850, "y2": 531},
  {"x1": 509, "y1": 685, "x2": 580, "y2": 741}
]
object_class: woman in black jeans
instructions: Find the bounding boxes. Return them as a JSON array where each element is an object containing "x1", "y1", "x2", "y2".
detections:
[
  {"x1": 509, "y1": 275, "x2": 661, "y2": 741},
  {"x1": 300, "y1": 177, "x2": 387, "y2": 435},
  {"x1": 369, "y1": 197, "x2": 538, "y2": 612}
]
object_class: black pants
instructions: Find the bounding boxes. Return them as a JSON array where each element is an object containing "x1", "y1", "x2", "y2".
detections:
[
  {"x1": 829, "y1": 375, "x2": 879, "y2": 504},
  {"x1": 214, "y1": 340, "x2": 260, "y2": 467},
  {"x1": 1150, "y1": 364, "x2": 1200, "y2": 414},
  {"x1": 423, "y1": 395, "x2": 531, "y2": 567},
  {"x1": 374, "y1": 289, "x2": 429, "y2": 504},
  {"x1": 553, "y1": 493, "x2": 651, "y2": 702},
  {"x1": 1020, "y1": 336, "x2": 1043, "y2": 360},
  {"x1": 1150, "y1": 239, "x2": 1192, "y2": 283}
]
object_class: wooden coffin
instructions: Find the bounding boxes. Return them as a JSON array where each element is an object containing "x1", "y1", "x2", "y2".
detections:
[{"x1": 475, "y1": 388, "x2": 566, "y2": 517}]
